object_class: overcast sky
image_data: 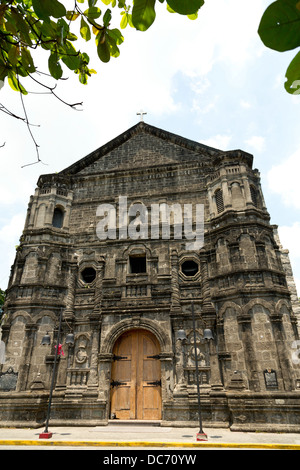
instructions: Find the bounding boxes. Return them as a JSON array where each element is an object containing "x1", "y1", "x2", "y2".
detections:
[{"x1": 1, "y1": 0, "x2": 300, "y2": 296}]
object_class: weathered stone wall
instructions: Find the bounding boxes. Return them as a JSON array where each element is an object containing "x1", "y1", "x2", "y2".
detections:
[{"x1": 1, "y1": 122, "x2": 300, "y2": 430}]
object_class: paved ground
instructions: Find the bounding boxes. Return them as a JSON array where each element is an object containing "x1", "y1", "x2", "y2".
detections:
[{"x1": 0, "y1": 423, "x2": 300, "y2": 450}]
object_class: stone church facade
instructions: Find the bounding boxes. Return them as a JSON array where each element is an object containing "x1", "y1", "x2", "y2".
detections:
[{"x1": 1, "y1": 122, "x2": 300, "y2": 430}]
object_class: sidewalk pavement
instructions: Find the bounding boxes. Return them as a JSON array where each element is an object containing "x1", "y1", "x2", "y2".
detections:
[{"x1": 0, "y1": 423, "x2": 300, "y2": 449}]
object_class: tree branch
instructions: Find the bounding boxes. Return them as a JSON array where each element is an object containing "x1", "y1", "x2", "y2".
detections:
[{"x1": 29, "y1": 72, "x2": 83, "y2": 110}]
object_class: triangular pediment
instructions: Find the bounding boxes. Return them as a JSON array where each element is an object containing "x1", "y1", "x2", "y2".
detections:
[{"x1": 58, "y1": 122, "x2": 221, "y2": 177}]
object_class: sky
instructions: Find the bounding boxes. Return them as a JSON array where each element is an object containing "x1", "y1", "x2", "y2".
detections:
[{"x1": 1, "y1": 0, "x2": 300, "y2": 297}]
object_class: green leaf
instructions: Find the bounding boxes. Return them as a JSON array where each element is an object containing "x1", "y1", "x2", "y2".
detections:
[
  {"x1": 108, "y1": 28, "x2": 124, "y2": 45},
  {"x1": 84, "y1": 6, "x2": 102, "y2": 20},
  {"x1": 47, "y1": 0, "x2": 67, "y2": 19},
  {"x1": 48, "y1": 51, "x2": 63, "y2": 79},
  {"x1": 0, "y1": 63, "x2": 8, "y2": 82},
  {"x1": 132, "y1": 0, "x2": 156, "y2": 31},
  {"x1": 97, "y1": 36, "x2": 111, "y2": 62},
  {"x1": 31, "y1": 0, "x2": 50, "y2": 20},
  {"x1": 66, "y1": 10, "x2": 80, "y2": 21},
  {"x1": 103, "y1": 9, "x2": 112, "y2": 26},
  {"x1": 11, "y1": 8, "x2": 32, "y2": 45},
  {"x1": 120, "y1": 13, "x2": 128, "y2": 29},
  {"x1": 166, "y1": 0, "x2": 204, "y2": 15},
  {"x1": 285, "y1": 50, "x2": 300, "y2": 94},
  {"x1": 106, "y1": 34, "x2": 120, "y2": 57},
  {"x1": 21, "y1": 48, "x2": 35, "y2": 73},
  {"x1": 32, "y1": 0, "x2": 66, "y2": 20},
  {"x1": 80, "y1": 17, "x2": 91, "y2": 41},
  {"x1": 60, "y1": 42, "x2": 81, "y2": 70},
  {"x1": 8, "y1": 45, "x2": 19, "y2": 66},
  {"x1": 7, "y1": 71, "x2": 27, "y2": 94},
  {"x1": 57, "y1": 18, "x2": 69, "y2": 44},
  {"x1": 188, "y1": 13, "x2": 198, "y2": 20},
  {"x1": 258, "y1": 0, "x2": 300, "y2": 52},
  {"x1": 40, "y1": 20, "x2": 57, "y2": 39}
]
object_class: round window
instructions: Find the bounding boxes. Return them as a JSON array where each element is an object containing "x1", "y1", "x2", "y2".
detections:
[
  {"x1": 181, "y1": 260, "x2": 199, "y2": 277},
  {"x1": 81, "y1": 267, "x2": 96, "y2": 283}
]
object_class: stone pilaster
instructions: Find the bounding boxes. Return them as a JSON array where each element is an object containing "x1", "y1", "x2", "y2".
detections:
[
  {"x1": 170, "y1": 249, "x2": 181, "y2": 314},
  {"x1": 93, "y1": 256, "x2": 105, "y2": 317},
  {"x1": 237, "y1": 313, "x2": 260, "y2": 391},
  {"x1": 64, "y1": 259, "x2": 78, "y2": 321}
]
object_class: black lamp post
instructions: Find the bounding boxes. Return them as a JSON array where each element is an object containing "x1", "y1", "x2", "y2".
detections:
[
  {"x1": 177, "y1": 301, "x2": 213, "y2": 441},
  {"x1": 39, "y1": 308, "x2": 74, "y2": 439}
]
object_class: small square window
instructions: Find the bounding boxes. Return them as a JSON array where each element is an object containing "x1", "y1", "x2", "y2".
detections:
[{"x1": 129, "y1": 255, "x2": 146, "y2": 274}]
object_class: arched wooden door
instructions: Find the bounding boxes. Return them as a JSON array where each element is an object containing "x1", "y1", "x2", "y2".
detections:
[{"x1": 110, "y1": 329, "x2": 162, "y2": 420}]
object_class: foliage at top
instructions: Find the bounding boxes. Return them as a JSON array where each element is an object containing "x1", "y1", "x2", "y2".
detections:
[
  {"x1": 1, "y1": 0, "x2": 300, "y2": 98},
  {"x1": 258, "y1": 0, "x2": 300, "y2": 95},
  {"x1": 0, "y1": 0, "x2": 203, "y2": 94}
]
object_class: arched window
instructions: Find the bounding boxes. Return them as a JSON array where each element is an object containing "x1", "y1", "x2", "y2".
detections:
[
  {"x1": 52, "y1": 207, "x2": 64, "y2": 228},
  {"x1": 215, "y1": 189, "x2": 224, "y2": 213}
]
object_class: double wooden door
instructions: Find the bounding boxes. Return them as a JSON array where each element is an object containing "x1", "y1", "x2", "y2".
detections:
[{"x1": 110, "y1": 329, "x2": 162, "y2": 420}]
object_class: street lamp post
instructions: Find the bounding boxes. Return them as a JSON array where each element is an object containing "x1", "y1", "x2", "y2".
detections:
[
  {"x1": 177, "y1": 301, "x2": 213, "y2": 442},
  {"x1": 39, "y1": 308, "x2": 74, "y2": 439},
  {"x1": 191, "y1": 301, "x2": 213, "y2": 441}
]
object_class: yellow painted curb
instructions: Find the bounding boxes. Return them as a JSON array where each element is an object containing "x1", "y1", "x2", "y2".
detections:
[{"x1": 0, "y1": 440, "x2": 299, "y2": 449}]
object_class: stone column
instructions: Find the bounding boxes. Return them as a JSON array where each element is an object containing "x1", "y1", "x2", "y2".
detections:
[
  {"x1": 257, "y1": 180, "x2": 267, "y2": 210},
  {"x1": 215, "y1": 317, "x2": 227, "y2": 387},
  {"x1": 200, "y1": 255, "x2": 215, "y2": 316},
  {"x1": 207, "y1": 186, "x2": 216, "y2": 219},
  {"x1": 221, "y1": 177, "x2": 232, "y2": 209},
  {"x1": 87, "y1": 321, "x2": 101, "y2": 393},
  {"x1": 173, "y1": 328, "x2": 188, "y2": 397},
  {"x1": 199, "y1": 255, "x2": 223, "y2": 389},
  {"x1": 44, "y1": 194, "x2": 56, "y2": 227},
  {"x1": 241, "y1": 175, "x2": 253, "y2": 206},
  {"x1": 160, "y1": 353, "x2": 174, "y2": 401},
  {"x1": 270, "y1": 313, "x2": 294, "y2": 390},
  {"x1": 98, "y1": 353, "x2": 113, "y2": 419},
  {"x1": 27, "y1": 192, "x2": 38, "y2": 229},
  {"x1": 0, "y1": 325, "x2": 9, "y2": 374},
  {"x1": 93, "y1": 256, "x2": 105, "y2": 317},
  {"x1": 10, "y1": 257, "x2": 25, "y2": 289},
  {"x1": 170, "y1": 249, "x2": 181, "y2": 315},
  {"x1": 62, "y1": 192, "x2": 73, "y2": 230},
  {"x1": 237, "y1": 314, "x2": 260, "y2": 391},
  {"x1": 16, "y1": 323, "x2": 37, "y2": 391},
  {"x1": 207, "y1": 335, "x2": 223, "y2": 391},
  {"x1": 64, "y1": 259, "x2": 78, "y2": 322}
]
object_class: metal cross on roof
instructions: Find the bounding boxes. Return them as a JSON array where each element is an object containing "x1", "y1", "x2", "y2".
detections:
[{"x1": 137, "y1": 109, "x2": 147, "y2": 122}]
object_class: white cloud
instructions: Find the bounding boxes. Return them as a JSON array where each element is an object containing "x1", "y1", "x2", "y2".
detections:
[
  {"x1": 295, "y1": 278, "x2": 300, "y2": 296},
  {"x1": 278, "y1": 223, "x2": 300, "y2": 259},
  {"x1": 0, "y1": 213, "x2": 26, "y2": 287},
  {"x1": 201, "y1": 134, "x2": 232, "y2": 150},
  {"x1": 0, "y1": 214, "x2": 25, "y2": 244},
  {"x1": 240, "y1": 100, "x2": 253, "y2": 109},
  {"x1": 245, "y1": 136, "x2": 265, "y2": 153},
  {"x1": 278, "y1": 223, "x2": 300, "y2": 296},
  {"x1": 267, "y1": 148, "x2": 300, "y2": 209}
]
